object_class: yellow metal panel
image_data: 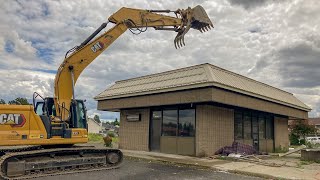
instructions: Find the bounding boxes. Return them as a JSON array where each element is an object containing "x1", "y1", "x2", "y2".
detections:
[
  {"x1": 0, "y1": 105, "x2": 31, "y2": 143},
  {"x1": 54, "y1": 23, "x2": 128, "y2": 119}
]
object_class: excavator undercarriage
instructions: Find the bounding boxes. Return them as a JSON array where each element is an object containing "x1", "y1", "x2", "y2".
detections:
[{"x1": 0, "y1": 146, "x2": 122, "y2": 179}]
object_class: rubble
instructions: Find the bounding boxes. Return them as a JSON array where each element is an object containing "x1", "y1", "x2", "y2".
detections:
[
  {"x1": 278, "y1": 145, "x2": 306, "y2": 157},
  {"x1": 215, "y1": 141, "x2": 258, "y2": 156}
]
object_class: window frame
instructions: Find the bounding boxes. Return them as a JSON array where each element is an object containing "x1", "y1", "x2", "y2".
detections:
[
  {"x1": 152, "y1": 105, "x2": 196, "y2": 138},
  {"x1": 234, "y1": 109, "x2": 275, "y2": 141},
  {"x1": 178, "y1": 109, "x2": 196, "y2": 137}
]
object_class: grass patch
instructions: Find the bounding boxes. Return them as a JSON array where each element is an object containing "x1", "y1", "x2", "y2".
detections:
[
  {"x1": 300, "y1": 161, "x2": 312, "y2": 165},
  {"x1": 112, "y1": 137, "x2": 119, "y2": 143},
  {"x1": 274, "y1": 147, "x2": 288, "y2": 153},
  {"x1": 88, "y1": 133, "x2": 103, "y2": 142}
]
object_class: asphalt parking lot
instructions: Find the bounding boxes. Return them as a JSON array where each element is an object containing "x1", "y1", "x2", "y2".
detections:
[{"x1": 37, "y1": 157, "x2": 262, "y2": 180}]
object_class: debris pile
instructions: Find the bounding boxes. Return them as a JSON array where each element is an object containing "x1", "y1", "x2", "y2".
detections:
[{"x1": 215, "y1": 141, "x2": 257, "y2": 156}]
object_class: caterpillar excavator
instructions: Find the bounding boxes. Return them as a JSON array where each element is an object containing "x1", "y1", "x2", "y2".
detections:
[{"x1": 0, "y1": 5, "x2": 213, "y2": 179}]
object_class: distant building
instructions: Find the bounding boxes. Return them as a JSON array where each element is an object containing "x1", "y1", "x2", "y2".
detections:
[
  {"x1": 95, "y1": 63, "x2": 311, "y2": 156},
  {"x1": 100, "y1": 123, "x2": 119, "y2": 136},
  {"x1": 308, "y1": 118, "x2": 320, "y2": 134},
  {"x1": 88, "y1": 118, "x2": 101, "y2": 134}
]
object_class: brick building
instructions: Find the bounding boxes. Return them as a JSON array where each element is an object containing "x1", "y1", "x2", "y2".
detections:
[{"x1": 94, "y1": 63, "x2": 310, "y2": 156}]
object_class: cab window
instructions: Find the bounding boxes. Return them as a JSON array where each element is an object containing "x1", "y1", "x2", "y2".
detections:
[
  {"x1": 35, "y1": 102, "x2": 44, "y2": 115},
  {"x1": 76, "y1": 101, "x2": 86, "y2": 128}
]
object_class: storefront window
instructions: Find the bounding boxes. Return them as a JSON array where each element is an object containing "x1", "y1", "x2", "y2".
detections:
[
  {"x1": 266, "y1": 116, "x2": 274, "y2": 139},
  {"x1": 234, "y1": 112, "x2": 243, "y2": 139},
  {"x1": 178, "y1": 109, "x2": 195, "y2": 137},
  {"x1": 259, "y1": 116, "x2": 266, "y2": 139},
  {"x1": 234, "y1": 110, "x2": 274, "y2": 140},
  {"x1": 162, "y1": 110, "x2": 178, "y2": 136},
  {"x1": 243, "y1": 113, "x2": 251, "y2": 139}
]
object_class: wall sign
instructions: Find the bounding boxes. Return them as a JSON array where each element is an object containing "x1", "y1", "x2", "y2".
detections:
[{"x1": 126, "y1": 114, "x2": 141, "y2": 122}]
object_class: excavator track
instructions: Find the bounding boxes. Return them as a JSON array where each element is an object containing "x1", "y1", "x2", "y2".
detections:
[
  {"x1": 0, "y1": 147, "x2": 123, "y2": 180},
  {"x1": 0, "y1": 146, "x2": 42, "y2": 157}
]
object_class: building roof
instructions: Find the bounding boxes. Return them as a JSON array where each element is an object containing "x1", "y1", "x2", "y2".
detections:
[
  {"x1": 88, "y1": 118, "x2": 101, "y2": 126},
  {"x1": 95, "y1": 63, "x2": 311, "y2": 111},
  {"x1": 308, "y1": 118, "x2": 320, "y2": 125}
]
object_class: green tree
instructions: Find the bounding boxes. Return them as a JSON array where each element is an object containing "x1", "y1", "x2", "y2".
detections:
[
  {"x1": 8, "y1": 97, "x2": 30, "y2": 105},
  {"x1": 94, "y1": 115, "x2": 101, "y2": 123},
  {"x1": 0, "y1": 99, "x2": 5, "y2": 104},
  {"x1": 113, "y1": 118, "x2": 120, "y2": 126},
  {"x1": 291, "y1": 120, "x2": 317, "y2": 143}
]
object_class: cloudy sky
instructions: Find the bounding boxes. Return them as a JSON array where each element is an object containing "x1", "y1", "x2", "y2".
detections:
[{"x1": 1, "y1": 0, "x2": 319, "y2": 120}]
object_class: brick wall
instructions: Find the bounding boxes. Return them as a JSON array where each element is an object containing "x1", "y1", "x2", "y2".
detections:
[
  {"x1": 196, "y1": 105, "x2": 234, "y2": 156},
  {"x1": 274, "y1": 116, "x2": 289, "y2": 151},
  {"x1": 119, "y1": 108, "x2": 150, "y2": 151}
]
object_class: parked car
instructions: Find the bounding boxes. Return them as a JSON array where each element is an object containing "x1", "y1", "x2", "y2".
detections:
[{"x1": 306, "y1": 136, "x2": 320, "y2": 144}]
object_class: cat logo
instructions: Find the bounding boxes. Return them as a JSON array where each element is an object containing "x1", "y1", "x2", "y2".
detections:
[
  {"x1": 0, "y1": 114, "x2": 26, "y2": 127},
  {"x1": 91, "y1": 41, "x2": 104, "y2": 53}
]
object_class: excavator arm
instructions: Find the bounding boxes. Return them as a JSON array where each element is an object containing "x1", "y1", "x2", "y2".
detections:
[{"x1": 54, "y1": 6, "x2": 213, "y2": 121}]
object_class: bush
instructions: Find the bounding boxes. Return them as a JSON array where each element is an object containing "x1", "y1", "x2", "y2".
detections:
[
  {"x1": 289, "y1": 133, "x2": 306, "y2": 145},
  {"x1": 107, "y1": 132, "x2": 115, "y2": 138},
  {"x1": 290, "y1": 133, "x2": 300, "y2": 145},
  {"x1": 103, "y1": 136, "x2": 113, "y2": 147}
]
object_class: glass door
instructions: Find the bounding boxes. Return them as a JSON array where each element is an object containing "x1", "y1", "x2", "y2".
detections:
[
  {"x1": 252, "y1": 116, "x2": 259, "y2": 151},
  {"x1": 150, "y1": 111, "x2": 162, "y2": 151}
]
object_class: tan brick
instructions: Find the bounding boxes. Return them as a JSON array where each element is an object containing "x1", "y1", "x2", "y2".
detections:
[
  {"x1": 196, "y1": 105, "x2": 234, "y2": 157},
  {"x1": 119, "y1": 108, "x2": 150, "y2": 151},
  {"x1": 274, "y1": 116, "x2": 289, "y2": 151}
]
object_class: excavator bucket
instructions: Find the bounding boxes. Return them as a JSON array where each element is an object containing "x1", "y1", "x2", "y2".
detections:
[
  {"x1": 174, "y1": 5, "x2": 214, "y2": 48},
  {"x1": 190, "y1": 5, "x2": 214, "y2": 31}
]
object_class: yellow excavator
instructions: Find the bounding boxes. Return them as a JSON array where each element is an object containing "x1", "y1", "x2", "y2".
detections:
[{"x1": 0, "y1": 6, "x2": 213, "y2": 179}]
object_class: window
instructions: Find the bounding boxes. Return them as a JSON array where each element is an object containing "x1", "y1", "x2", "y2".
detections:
[
  {"x1": 178, "y1": 109, "x2": 195, "y2": 137},
  {"x1": 258, "y1": 116, "x2": 265, "y2": 139},
  {"x1": 76, "y1": 101, "x2": 86, "y2": 128},
  {"x1": 266, "y1": 116, "x2": 274, "y2": 139},
  {"x1": 162, "y1": 110, "x2": 178, "y2": 136},
  {"x1": 234, "y1": 112, "x2": 243, "y2": 139},
  {"x1": 243, "y1": 113, "x2": 251, "y2": 139},
  {"x1": 234, "y1": 110, "x2": 274, "y2": 140},
  {"x1": 35, "y1": 102, "x2": 44, "y2": 115}
]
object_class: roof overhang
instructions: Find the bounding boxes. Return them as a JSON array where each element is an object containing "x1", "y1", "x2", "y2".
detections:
[
  {"x1": 97, "y1": 87, "x2": 309, "y2": 119},
  {"x1": 95, "y1": 82, "x2": 311, "y2": 112}
]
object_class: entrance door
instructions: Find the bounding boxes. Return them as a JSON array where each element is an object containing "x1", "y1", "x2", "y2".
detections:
[
  {"x1": 252, "y1": 116, "x2": 259, "y2": 151},
  {"x1": 150, "y1": 111, "x2": 162, "y2": 151}
]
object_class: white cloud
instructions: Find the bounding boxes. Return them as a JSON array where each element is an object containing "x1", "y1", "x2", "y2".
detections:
[{"x1": 0, "y1": 0, "x2": 319, "y2": 118}]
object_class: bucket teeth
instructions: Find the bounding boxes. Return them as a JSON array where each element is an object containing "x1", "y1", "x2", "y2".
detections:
[
  {"x1": 191, "y1": 5, "x2": 214, "y2": 32},
  {"x1": 173, "y1": 5, "x2": 213, "y2": 48}
]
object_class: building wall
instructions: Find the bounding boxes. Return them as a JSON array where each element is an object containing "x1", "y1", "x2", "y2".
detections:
[
  {"x1": 119, "y1": 108, "x2": 150, "y2": 151},
  {"x1": 88, "y1": 119, "x2": 101, "y2": 134},
  {"x1": 274, "y1": 116, "x2": 289, "y2": 151},
  {"x1": 196, "y1": 105, "x2": 234, "y2": 156}
]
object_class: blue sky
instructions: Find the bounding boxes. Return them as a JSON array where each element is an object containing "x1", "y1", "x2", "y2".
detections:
[{"x1": 0, "y1": 0, "x2": 320, "y2": 120}]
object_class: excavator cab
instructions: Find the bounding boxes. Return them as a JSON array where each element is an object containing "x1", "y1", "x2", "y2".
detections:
[{"x1": 34, "y1": 93, "x2": 88, "y2": 139}]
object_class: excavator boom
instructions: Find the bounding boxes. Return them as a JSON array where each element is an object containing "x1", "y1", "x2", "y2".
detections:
[
  {"x1": 53, "y1": 6, "x2": 213, "y2": 121},
  {"x1": 0, "y1": 5, "x2": 213, "y2": 179}
]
